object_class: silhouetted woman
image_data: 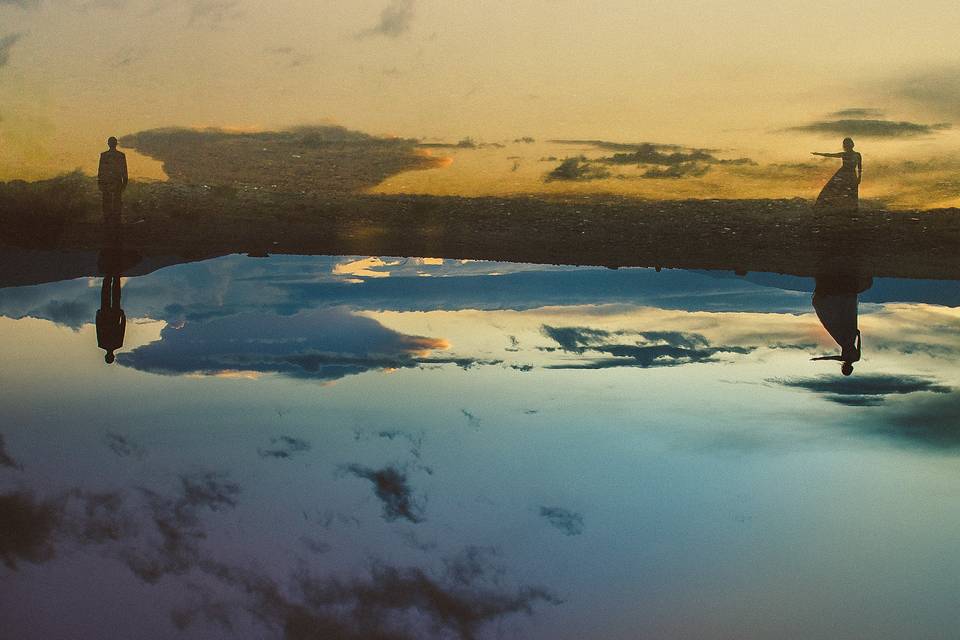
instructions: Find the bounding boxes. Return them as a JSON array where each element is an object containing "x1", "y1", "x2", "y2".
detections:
[{"x1": 812, "y1": 137, "x2": 861, "y2": 211}]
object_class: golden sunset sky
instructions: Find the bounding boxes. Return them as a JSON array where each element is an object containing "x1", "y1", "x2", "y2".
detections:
[{"x1": 2, "y1": 0, "x2": 959, "y2": 205}]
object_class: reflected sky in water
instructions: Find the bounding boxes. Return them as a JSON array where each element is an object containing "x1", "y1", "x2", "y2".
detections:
[{"x1": 1, "y1": 255, "x2": 959, "y2": 639}]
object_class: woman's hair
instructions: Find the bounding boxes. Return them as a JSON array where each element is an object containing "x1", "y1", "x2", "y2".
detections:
[{"x1": 842, "y1": 137, "x2": 855, "y2": 149}]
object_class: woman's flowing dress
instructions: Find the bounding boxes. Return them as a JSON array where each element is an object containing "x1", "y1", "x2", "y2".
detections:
[{"x1": 815, "y1": 151, "x2": 859, "y2": 211}]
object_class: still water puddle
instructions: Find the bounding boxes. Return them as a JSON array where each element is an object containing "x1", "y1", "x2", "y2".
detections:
[{"x1": 1, "y1": 254, "x2": 959, "y2": 639}]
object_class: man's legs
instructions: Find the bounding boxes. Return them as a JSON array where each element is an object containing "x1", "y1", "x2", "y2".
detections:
[
  {"x1": 110, "y1": 275, "x2": 121, "y2": 310},
  {"x1": 101, "y1": 189, "x2": 122, "y2": 221},
  {"x1": 101, "y1": 274, "x2": 111, "y2": 310},
  {"x1": 111, "y1": 190, "x2": 123, "y2": 219}
]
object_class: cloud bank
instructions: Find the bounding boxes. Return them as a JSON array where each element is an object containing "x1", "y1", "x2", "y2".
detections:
[
  {"x1": 544, "y1": 140, "x2": 753, "y2": 182},
  {"x1": 545, "y1": 156, "x2": 611, "y2": 182},
  {"x1": 118, "y1": 308, "x2": 487, "y2": 382},
  {"x1": 121, "y1": 125, "x2": 443, "y2": 195},
  {"x1": 771, "y1": 374, "x2": 951, "y2": 406},
  {"x1": 541, "y1": 325, "x2": 752, "y2": 369},
  {"x1": 787, "y1": 118, "x2": 950, "y2": 138}
]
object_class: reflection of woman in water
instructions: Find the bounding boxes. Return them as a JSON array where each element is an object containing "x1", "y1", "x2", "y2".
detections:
[
  {"x1": 811, "y1": 275, "x2": 871, "y2": 376},
  {"x1": 812, "y1": 137, "x2": 862, "y2": 211}
]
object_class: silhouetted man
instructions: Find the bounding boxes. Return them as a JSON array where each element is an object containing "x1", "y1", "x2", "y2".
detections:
[{"x1": 98, "y1": 136, "x2": 128, "y2": 221}]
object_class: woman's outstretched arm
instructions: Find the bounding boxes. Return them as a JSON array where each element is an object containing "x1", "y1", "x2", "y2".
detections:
[{"x1": 811, "y1": 152, "x2": 844, "y2": 157}]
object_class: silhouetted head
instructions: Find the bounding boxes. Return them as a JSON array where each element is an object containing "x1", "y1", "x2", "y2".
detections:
[
  {"x1": 841, "y1": 361, "x2": 854, "y2": 376},
  {"x1": 842, "y1": 137, "x2": 855, "y2": 150},
  {"x1": 105, "y1": 351, "x2": 116, "y2": 364},
  {"x1": 107, "y1": 136, "x2": 118, "y2": 149}
]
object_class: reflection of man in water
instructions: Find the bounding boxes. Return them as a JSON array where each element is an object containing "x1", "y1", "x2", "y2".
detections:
[
  {"x1": 98, "y1": 136, "x2": 128, "y2": 221},
  {"x1": 97, "y1": 271, "x2": 125, "y2": 364},
  {"x1": 812, "y1": 274, "x2": 872, "y2": 376},
  {"x1": 96, "y1": 219, "x2": 136, "y2": 364}
]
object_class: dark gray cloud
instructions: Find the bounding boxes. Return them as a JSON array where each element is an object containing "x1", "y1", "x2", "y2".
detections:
[
  {"x1": 461, "y1": 409, "x2": 481, "y2": 429},
  {"x1": 258, "y1": 435, "x2": 311, "y2": 459},
  {"x1": 540, "y1": 506, "x2": 584, "y2": 536},
  {"x1": 37, "y1": 299, "x2": 94, "y2": 330},
  {"x1": 342, "y1": 463, "x2": 424, "y2": 523},
  {"x1": 787, "y1": 118, "x2": 950, "y2": 138},
  {"x1": 0, "y1": 433, "x2": 21, "y2": 470},
  {"x1": 123, "y1": 472, "x2": 240, "y2": 583},
  {"x1": 551, "y1": 140, "x2": 754, "y2": 169},
  {"x1": 179, "y1": 472, "x2": 239, "y2": 511},
  {"x1": 541, "y1": 325, "x2": 751, "y2": 369},
  {"x1": 641, "y1": 163, "x2": 711, "y2": 179},
  {"x1": 193, "y1": 546, "x2": 559, "y2": 640},
  {"x1": 0, "y1": 485, "x2": 558, "y2": 638},
  {"x1": 71, "y1": 490, "x2": 131, "y2": 545},
  {"x1": 0, "y1": 491, "x2": 59, "y2": 569},
  {"x1": 598, "y1": 144, "x2": 715, "y2": 166},
  {"x1": 105, "y1": 431, "x2": 146, "y2": 458},
  {"x1": 880, "y1": 393, "x2": 960, "y2": 448},
  {"x1": 549, "y1": 139, "x2": 689, "y2": 152},
  {"x1": 830, "y1": 108, "x2": 885, "y2": 118},
  {"x1": 541, "y1": 326, "x2": 616, "y2": 353},
  {"x1": 771, "y1": 374, "x2": 951, "y2": 405},
  {"x1": 0, "y1": 32, "x2": 23, "y2": 68},
  {"x1": 358, "y1": 0, "x2": 415, "y2": 38},
  {"x1": 885, "y1": 67, "x2": 960, "y2": 119},
  {"x1": 544, "y1": 140, "x2": 753, "y2": 181},
  {"x1": 0, "y1": 486, "x2": 137, "y2": 571},
  {"x1": 544, "y1": 157, "x2": 611, "y2": 182},
  {"x1": 1, "y1": 465, "x2": 557, "y2": 638}
]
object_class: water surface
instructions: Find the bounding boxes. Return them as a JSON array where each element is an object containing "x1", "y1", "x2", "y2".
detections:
[{"x1": 1, "y1": 254, "x2": 958, "y2": 639}]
